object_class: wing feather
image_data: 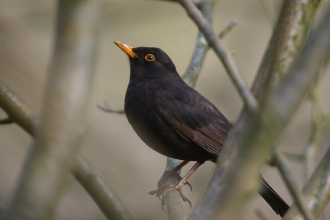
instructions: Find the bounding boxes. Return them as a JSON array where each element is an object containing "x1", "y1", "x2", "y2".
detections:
[{"x1": 159, "y1": 102, "x2": 229, "y2": 157}]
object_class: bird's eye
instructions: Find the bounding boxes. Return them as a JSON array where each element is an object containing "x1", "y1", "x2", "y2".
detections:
[{"x1": 145, "y1": 54, "x2": 155, "y2": 62}]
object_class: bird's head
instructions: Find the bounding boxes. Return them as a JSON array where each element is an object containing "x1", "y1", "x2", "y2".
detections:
[{"x1": 114, "y1": 41, "x2": 180, "y2": 81}]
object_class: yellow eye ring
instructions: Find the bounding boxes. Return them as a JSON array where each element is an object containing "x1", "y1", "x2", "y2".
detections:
[{"x1": 145, "y1": 54, "x2": 155, "y2": 62}]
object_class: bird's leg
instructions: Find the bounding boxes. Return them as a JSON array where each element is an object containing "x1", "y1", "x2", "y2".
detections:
[
  {"x1": 149, "y1": 160, "x2": 190, "y2": 197},
  {"x1": 161, "y1": 161, "x2": 204, "y2": 208},
  {"x1": 157, "y1": 160, "x2": 190, "y2": 190}
]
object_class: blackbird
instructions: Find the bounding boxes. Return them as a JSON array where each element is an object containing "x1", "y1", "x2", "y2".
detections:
[{"x1": 114, "y1": 41, "x2": 289, "y2": 217}]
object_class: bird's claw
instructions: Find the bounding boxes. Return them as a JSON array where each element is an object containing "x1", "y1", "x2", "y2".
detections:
[
  {"x1": 160, "y1": 184, "x2": 192, "y2": 209},
  {"x1": 156, "y1": 170, "x2": 193, "y2": 193},
  {"x1": 184, "y1": 181, "x2": 193, "y2": 192},
  {"x1": 149, "y1": 169, "x2": 193, "y2": 211}
]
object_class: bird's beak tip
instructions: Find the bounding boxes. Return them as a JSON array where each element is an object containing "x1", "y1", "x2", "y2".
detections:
[{"x1": 114, "y1": 41, "x2": 138, "y2": 59}]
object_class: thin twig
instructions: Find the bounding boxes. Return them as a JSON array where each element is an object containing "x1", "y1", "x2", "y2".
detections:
[
  {"x1": 98, "y1": 102, "x2": 125, "y2": 114},
  {"x1": 273, "y1": 149, "x2": 316, "y2": 220},
  {"x1": 218, "y1": 20, "x2": 238, "y2": 39},
  {"x1": 182, "y1": 19, "x2": 237, "y2": 87}
]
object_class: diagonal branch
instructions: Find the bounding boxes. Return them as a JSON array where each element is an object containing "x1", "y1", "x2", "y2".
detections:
[
  {"x1": 178, "y1": 0, "x2": 258, "y2": 113},
  {"x1": 273, "y1": 149, "x2": 315, "y2": 220},
  {"x1": 283, "y1": 145, "x2": 330, "y2": 219}
]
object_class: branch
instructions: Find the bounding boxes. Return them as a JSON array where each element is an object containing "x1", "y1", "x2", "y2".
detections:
[
  {"x1": 164, "y1": 158, "x2": 187, "y2": 220},
  {"x1": 283, "y1": 145, "x2": 330, "y2": 219},
  {"x1": 190, "y1": 0, "x2": 325, "y2": 218},
  {"x1": 178, "y1": 0, "x2": 258, "y2": 113},
  {"x1": 98, "y1": 102, "x2": 125, "y2": 114},
  {"x1": 273, "y1": 149, "x2": 315, "y2": 220},
  {"x1": 4, "y1": 0, "x2": 102, "y2": 219},
  {"x1": 0, "y1": 82, "x2": 36, "y2": 133},
  {"x1": 73, "y1": 158, "x2": 134, "y2": 220}
]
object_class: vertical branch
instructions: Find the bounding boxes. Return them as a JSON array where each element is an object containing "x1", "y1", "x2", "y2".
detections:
[
  {"x1": 181, "y1": 0, "x2": 214, "y2": 87},
  {"x1": 164, "y1": 158, "x2": 187, "y2": 220},
  {"x1": 164, "y1": 1, "x2": 215, "y2": 218},
  {"x1": 4, "y1": 0, "x2": 102, "y2": 219}
]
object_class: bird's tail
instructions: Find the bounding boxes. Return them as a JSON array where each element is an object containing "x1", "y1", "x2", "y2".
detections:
[{"x1": 258, "y1": 175, "x2": 290, "y2": 217}]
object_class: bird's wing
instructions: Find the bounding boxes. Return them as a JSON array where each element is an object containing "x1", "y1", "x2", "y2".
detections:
[{"x1": 159, "y1": 97, "x2": 229, "y2": 157}]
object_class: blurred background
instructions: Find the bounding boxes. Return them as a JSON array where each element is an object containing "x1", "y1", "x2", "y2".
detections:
[{"x1": 1, "y1": 0, "x2": 330, "y2": 219}]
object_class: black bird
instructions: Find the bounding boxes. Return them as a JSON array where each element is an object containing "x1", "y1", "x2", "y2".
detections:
[{"x1": 114, "y1": 41, "x2": 289, "y2": 217}]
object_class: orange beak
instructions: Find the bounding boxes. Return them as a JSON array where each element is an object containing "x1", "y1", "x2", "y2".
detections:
[{"x1": 114, "y1": 41, "x2": 138, "y2": 59}]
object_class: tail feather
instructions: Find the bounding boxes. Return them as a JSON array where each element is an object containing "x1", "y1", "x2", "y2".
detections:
[{"x1": 258, "y1": 175, "x2": 290, "y2": 217}]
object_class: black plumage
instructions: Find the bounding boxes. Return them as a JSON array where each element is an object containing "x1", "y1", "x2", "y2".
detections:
[{"x1": 114, "y1": 41, "x2": 289, "y2": 217}]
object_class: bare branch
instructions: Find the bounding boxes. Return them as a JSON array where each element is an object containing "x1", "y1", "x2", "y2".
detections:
[
  {"x1": 73, "y1": 158, "x2": 134, "y2": 220},
  {"x1": 218, "y1": 20, "x2": 238, "y2": 39},
  {"x1": 273, "y1": 149, "x2": 316, "y2": 220},
  {"x1": 98, "y1": 102, "x2": 125, "y2": 114},
  {"x1": 0, "y1": 81, "x2": 36, "y2": 133},
  {"x1": 283, "y1": 145, "x2": 330, "y2": 219},
  {"x1": 178, "y1": 0, "x2": 258, "y2": 113},
  {"x1": 4, "y1": 0, "x2": 102, "y2": 219}
]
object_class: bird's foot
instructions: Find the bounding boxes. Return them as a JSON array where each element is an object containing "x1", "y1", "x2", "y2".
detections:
[
  {"x1": 160, "y1": 183, "x2": 192, "y2": 210},
  {"x1": 148, "y1": 169, "x2": 193, "y2": 211},
  {"x1": 148, "y1": 169, "x2": 192, "y2": 197},
  {"x1": 158, "y1": 170, "x2": 192, "y2": 192}
]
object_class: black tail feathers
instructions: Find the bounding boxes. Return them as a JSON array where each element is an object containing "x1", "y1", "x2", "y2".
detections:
[{"x1": 258, "y1": 175, "x2": 290, "y2": 217}]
